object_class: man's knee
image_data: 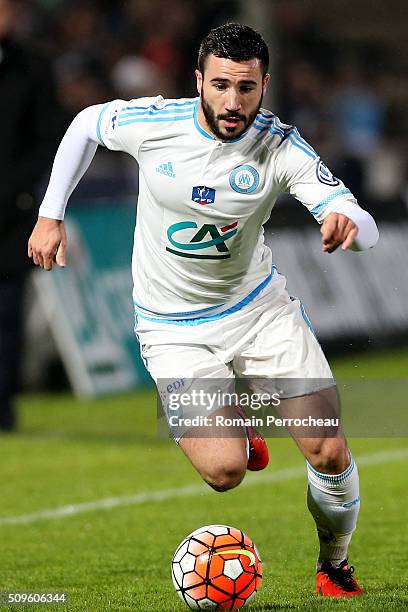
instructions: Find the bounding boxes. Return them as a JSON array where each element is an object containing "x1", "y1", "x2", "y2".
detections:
[
  {"x1": 308, "y1": 438, "x2": 349, "y2": 473},
  {"x1": 204, "y1": 461, "x2": 247, "y2": 492}
]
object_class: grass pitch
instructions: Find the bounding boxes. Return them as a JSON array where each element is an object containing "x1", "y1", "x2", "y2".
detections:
[{"x1": 1, "y1": 349, "x2": 407, "y2": 611}]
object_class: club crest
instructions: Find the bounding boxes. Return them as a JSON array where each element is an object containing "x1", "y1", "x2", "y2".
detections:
[{"x1": 229, "y1": 165, "x2": 259, "y2": 194}]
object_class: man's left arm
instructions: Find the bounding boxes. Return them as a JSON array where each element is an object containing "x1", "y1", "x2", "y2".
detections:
[
  {"x1": 275, "y1": 129, "x2": 379, "y2": 253},
  {"x1": 319, "y1": 201, "x2": 379, "y2": 253}
]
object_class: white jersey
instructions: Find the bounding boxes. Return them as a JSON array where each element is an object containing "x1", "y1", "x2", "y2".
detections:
[{"x1": 94, "y1": 95, "x2": 356, "y2": 322}]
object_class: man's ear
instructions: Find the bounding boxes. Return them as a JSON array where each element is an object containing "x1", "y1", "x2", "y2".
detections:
[
  {"x1": 262, "y1": 73, "x2": 270, "y2": 94},
  {"x1": 195, "y1": 69, "x2": 203, "y2": 94}
]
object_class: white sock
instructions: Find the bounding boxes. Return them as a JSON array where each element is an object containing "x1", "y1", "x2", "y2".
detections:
[{"x1": 307, "y1": 454, "x2": 360, "y2": 569}]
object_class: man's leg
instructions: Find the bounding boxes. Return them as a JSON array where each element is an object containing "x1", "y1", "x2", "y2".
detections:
[
  {"x1": 297, "y1": 436, "x2": 359, "y2": 568},
  {"x1": 282, "y1": 388, "x2": 362, "y2": 595},
  {"x1": 135, "y1": 324, "x2": 268, "y2": 492},
  {"x1": 179, "y1": 405, "x2": 248, "y2": 492},
  {"x1": 231, "y1": 288, "x2": 362, "y2": 594}
]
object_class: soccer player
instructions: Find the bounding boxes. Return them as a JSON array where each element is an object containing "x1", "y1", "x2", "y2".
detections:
[{"x1": 28, "y1": 24, "x2": 378, "y2": 597}]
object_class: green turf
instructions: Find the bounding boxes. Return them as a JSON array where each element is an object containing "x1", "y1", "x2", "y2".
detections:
[{"x1": 0, "y1": 348, "x2": 407, "y2": 611}]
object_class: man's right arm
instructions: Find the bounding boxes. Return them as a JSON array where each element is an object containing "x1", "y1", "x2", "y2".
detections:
[
  {"x1": 29, "y1": 94, "x2": 164, "y2": 270},
  {"x1": 28, "y1": 104, "x2": 103, "y2": 271}
]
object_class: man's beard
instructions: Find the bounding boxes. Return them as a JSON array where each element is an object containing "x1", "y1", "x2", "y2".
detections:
[{"x1": 201, "y1": 87, "x2": 263, "y2": 142}]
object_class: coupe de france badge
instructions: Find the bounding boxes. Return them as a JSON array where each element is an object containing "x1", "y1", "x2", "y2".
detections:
[
  {"x1": 229, "y1": 165, "x2": 259, "y2": 194},
  {"x1": 192, "y1": 186, "x2": 216, "y2": 205}
]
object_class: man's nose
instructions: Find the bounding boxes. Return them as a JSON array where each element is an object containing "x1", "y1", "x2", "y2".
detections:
[{"x1": 225, "y1": 89, "x2": 241, "y2": 111}]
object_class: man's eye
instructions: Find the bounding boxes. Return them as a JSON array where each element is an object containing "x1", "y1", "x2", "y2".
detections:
[
  {"x1": 241, "y1": 87, "x2": 254, "y2": 93},
  {"x1": 214, "y1": 83, "x2": 226, "y2": 91}
]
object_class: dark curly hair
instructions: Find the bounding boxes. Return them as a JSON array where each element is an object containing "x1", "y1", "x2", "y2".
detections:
[{"x1": 198, "y1": 23, "x2": 269, "y2": 76}]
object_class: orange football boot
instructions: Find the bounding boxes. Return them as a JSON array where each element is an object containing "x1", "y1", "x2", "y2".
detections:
[
  {"x1": 316, "y1": 560, "x2": 363, "y2": 597},
  {"x1": 236, "y1": 406, "x2": 269, "y2": 471}
]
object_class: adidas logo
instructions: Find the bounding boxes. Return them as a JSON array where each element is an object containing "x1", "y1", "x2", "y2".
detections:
[{"x1": 156, "y1": 161, "x2": 176, "y2": 178}]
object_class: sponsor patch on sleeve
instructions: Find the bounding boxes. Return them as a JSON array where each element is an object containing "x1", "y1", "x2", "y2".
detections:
[{"x1": 316, "y1": 160, "x2": 340, "y2": 186}]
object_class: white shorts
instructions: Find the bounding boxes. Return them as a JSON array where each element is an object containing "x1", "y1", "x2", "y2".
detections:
[{"x1": 135, "y1": 273, "x2": 334, "y2": 435}]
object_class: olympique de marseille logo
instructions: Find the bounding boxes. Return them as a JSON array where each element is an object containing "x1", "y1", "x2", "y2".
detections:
[{"x1": 229, "y1": 165, "x2": 259, "y2": 194}]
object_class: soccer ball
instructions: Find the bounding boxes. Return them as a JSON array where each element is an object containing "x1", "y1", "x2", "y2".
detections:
[{"x1": 172, "y1": 524, "x2": 262, "y2": 610}]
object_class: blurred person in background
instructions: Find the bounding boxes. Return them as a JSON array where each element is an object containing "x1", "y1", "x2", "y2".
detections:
[
  {"x1": 55, "y1": 51, "x2": 111, "y2": 119},
  {"x1": 111, "y1": 55, "x2": 169, "y2": 100},
  {"x1": 275, "y1": 0, "x2": 336, "y2": 72},
  {"x1": 330, "y1": 62, "x2": 386, "y2": 201},
  {"x1": 0, "y1": 0, "x2": 63, "y2": 430},
  {"x1": 279, "y1": 59, "x2": 328, "y2": 150}
]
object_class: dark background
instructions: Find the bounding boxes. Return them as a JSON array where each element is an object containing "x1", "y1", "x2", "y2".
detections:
[{"x1": 2, "y1": 0, "x2": 408, "y2": 391}]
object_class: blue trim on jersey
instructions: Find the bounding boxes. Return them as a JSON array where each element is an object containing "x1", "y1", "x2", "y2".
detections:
[
  {"x1": 293, "y1": 128, "x2": 317, "y2": 155},
  {"x1": 253, "y1": 126, "x2": 287, "y2": 149},
  {"x1": 256, "y1": 117, "x2": 289, "y2": 141},
  {"x1": 253, "y1": 122, "x2": 288, "y2": 146},
  {"x1": 272, "y1": 117, "x2": 286, "y2": 137},
  {"x1": 288, "y1": 133, "x2": 317, "y2": 159},
  {"x1": 275, "y1": 116, "x2": 291, "y2": 131},
  {"x1": 133, "y1": 300, "x2": 226, "y2": 317},
  {"x1": 253, "y1": 118, "x2": 314, "y2": 158},
  {"x1": 119, "y1": 106, "x2": 196, "y2": 119},
  {"x1": 136, "y1": 268, "x2": 276, "y2": 326},
  {"x1": 125, "y1": 100, "x2": 196, "y2": 111},
  {"x1": 266, "y1": 118, "x2": 317, "y2": 158},
  {"x1": 253, "y1": 115, "x2": 287, "y2": 142},
  {"x1": 310, "y1": 188, "x2": 352, "y2": 216},
  {"x1": 193, "y1": 100, "x2": 215, "y2": 140},
  {"x1": 272, "y1": 127, "x2": 286, "y2": 139},
  {"x1": 300, "y1": 302, "x2": 316, "y2": 336},
  {"x1": 255, "y1": 116, "x2": 274, "y2": 126},
  {"x1": 117, "y1": 114, "x2": 194, "y2": 126},
  {"x1": 259, "y1": 111, "x2": 274, "y2": 119},
  {"x1": 253, "y1": 124, "x2": 280, "y2": 135},
  {"x1": 253, "y1": 124, "x2": 268, "y2": 132},
  {"x1": 96, "y1": 102, "x2": 110, "y2": 146}
]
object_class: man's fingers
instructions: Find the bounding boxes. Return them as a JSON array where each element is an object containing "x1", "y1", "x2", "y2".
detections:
[
  {"x1": 322, "y1": 241, "x2": 337, "y2": 253},
  {"x1": 30, "y1": 245, "x2": 59, "y2": 270},
  {"x1": 36, "y1": 252, "x2": 44, "y2": 268},
  {"x1": 321, "y1": 222, "x2": 340, "y2": 252},
  {"x1": 321, "y1": 216, "x2": 337, "y2": 243},
  {"x1": 55, "y1": 241, "x2": 66, "y2": 267},
  {"x1": 28, "y1": 219, "x2": 67, "y2": 271},
  {"x1": 341, "y1": 227, "x2": 359, "y2": 251},
  {"x1": 43, "y1": 260, "x2": 54, "y2": 271},
  {"x1": 43, "y1": 253, "x2": 55, "y2": 271},
  {"x1": 321, "y1": 213, "x2": 358, "y2": 253}
]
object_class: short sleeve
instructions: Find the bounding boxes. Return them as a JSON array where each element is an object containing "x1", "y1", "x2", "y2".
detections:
[{"x1": 275, "y1": 127, "x2": 357, "y2": 223}]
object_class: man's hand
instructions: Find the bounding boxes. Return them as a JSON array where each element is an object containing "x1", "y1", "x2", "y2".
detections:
[
  {"x1": 320, "y1": 212, "x2": 358, "y2": 253},
  {"x1": 28, "y1": 217, "x2": 67, "y2": 271}
]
